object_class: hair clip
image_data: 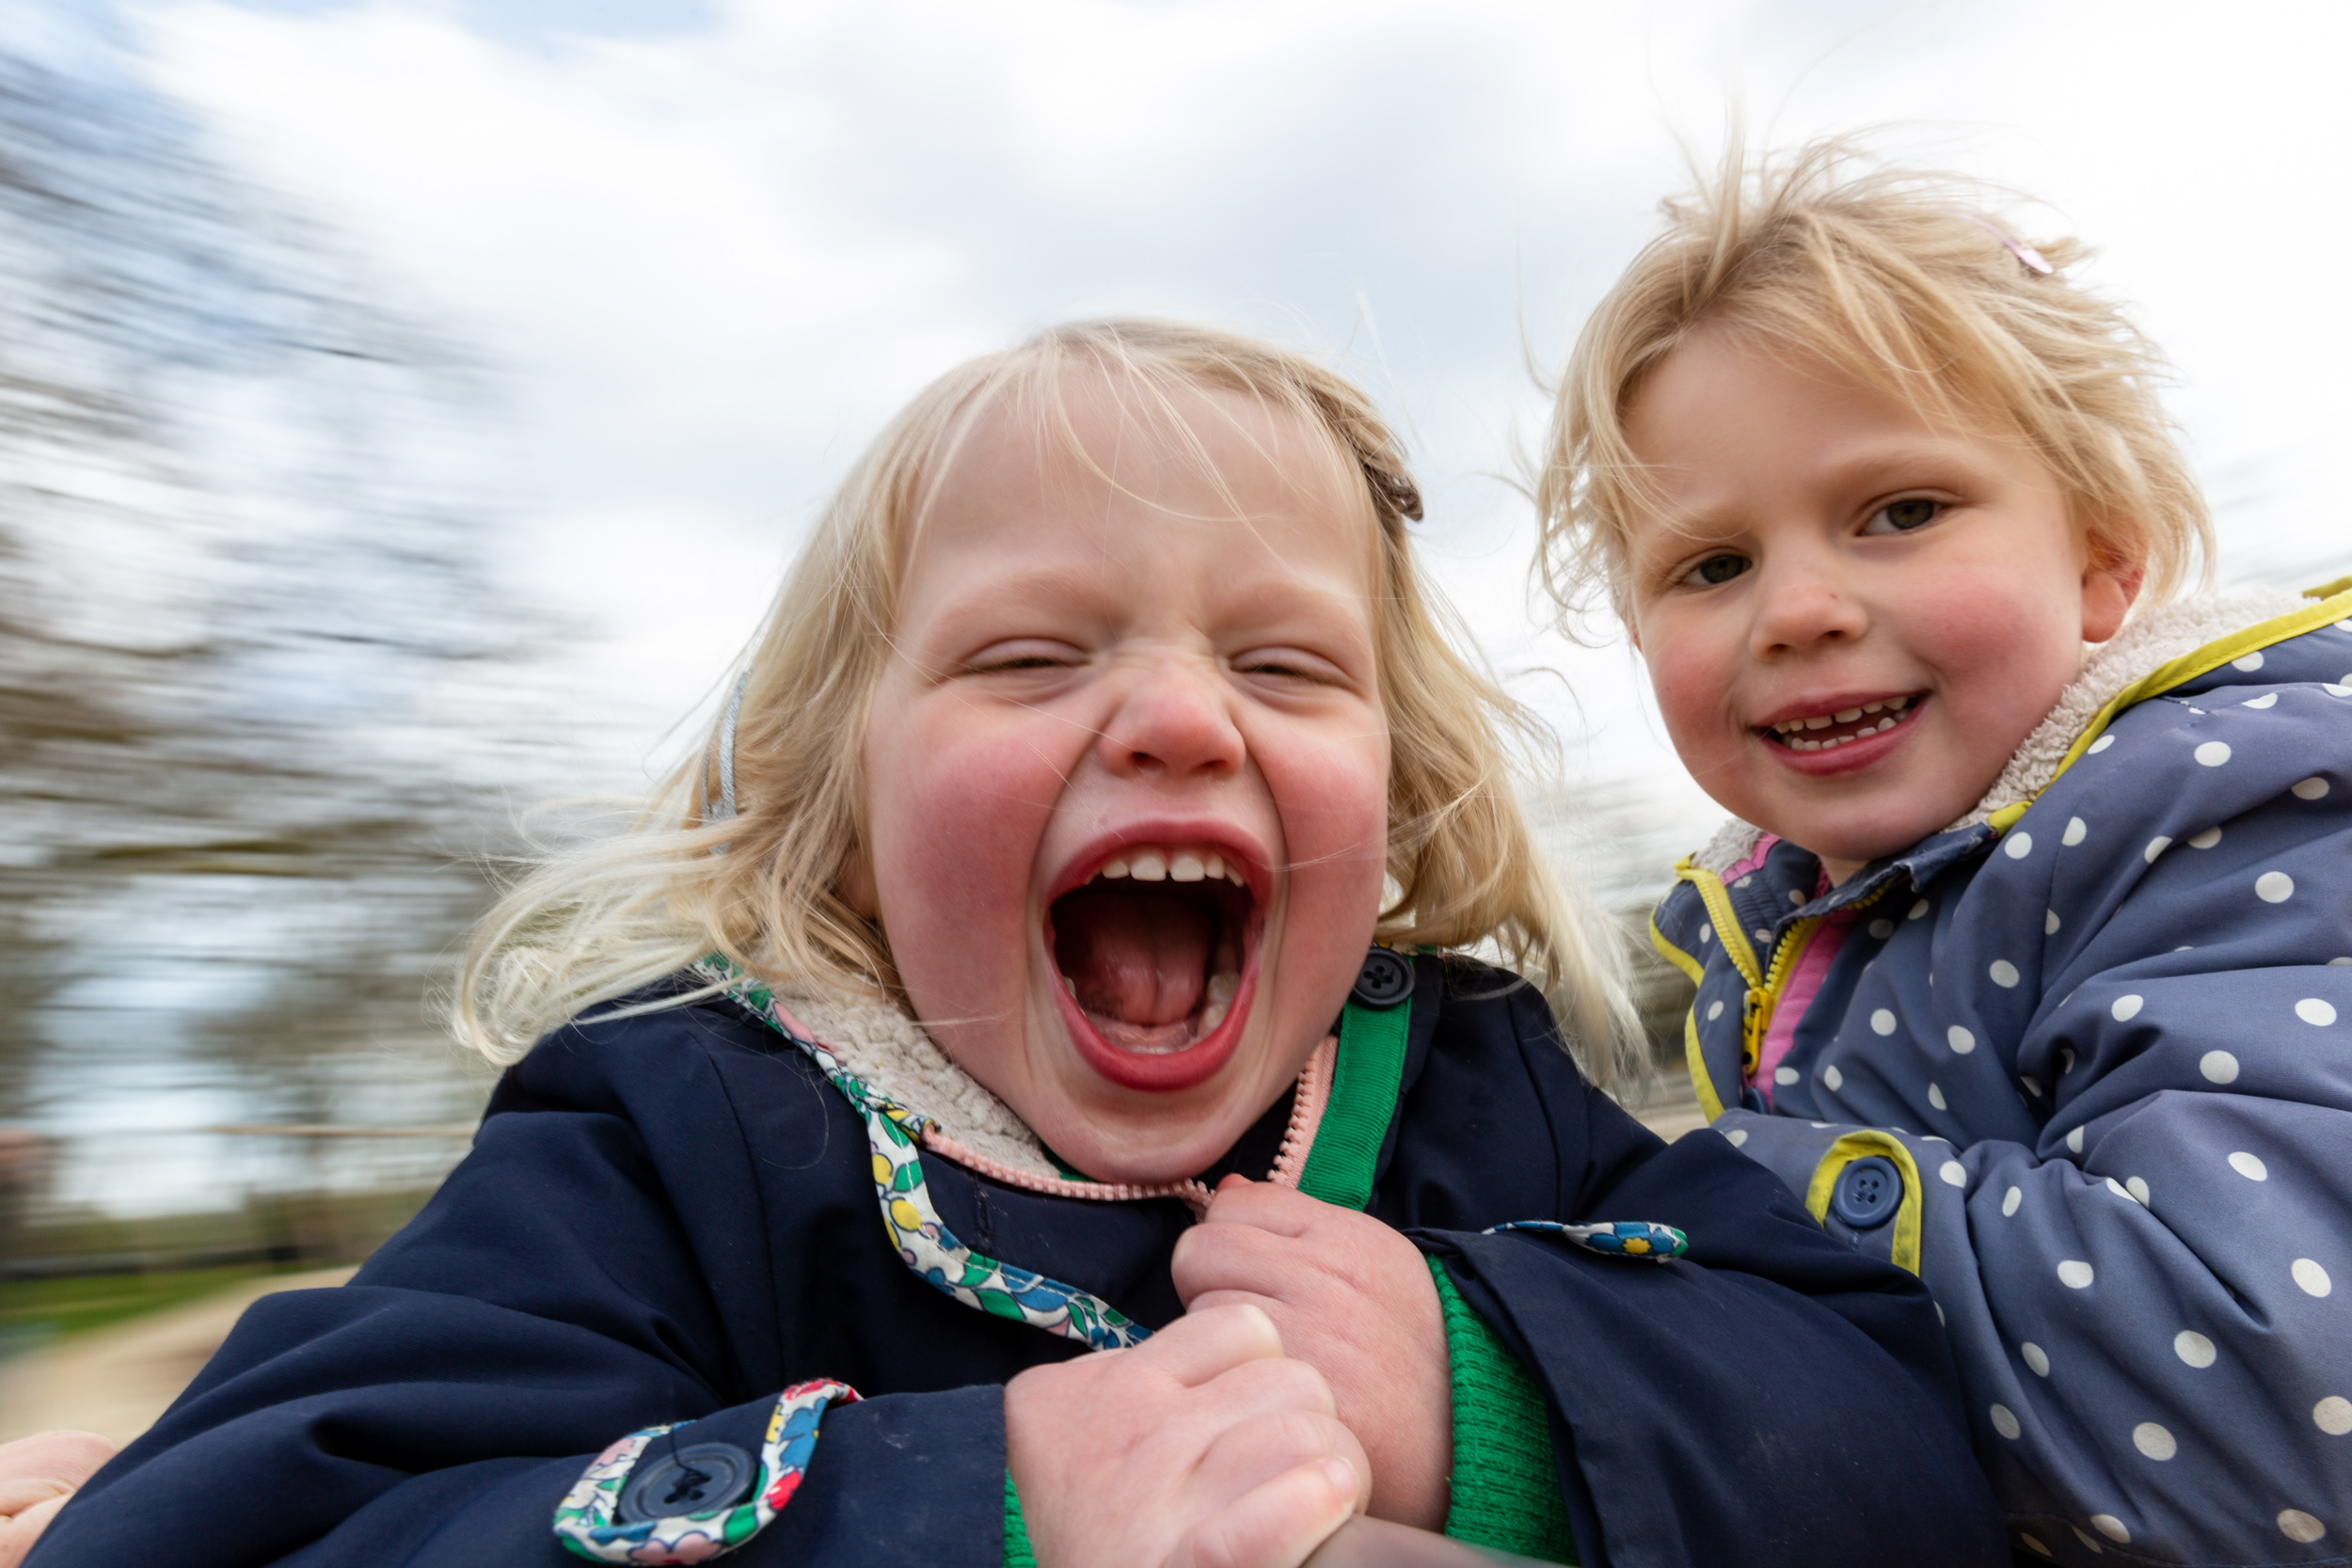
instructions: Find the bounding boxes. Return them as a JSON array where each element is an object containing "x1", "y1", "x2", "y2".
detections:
[
  {"x1": 700, "y1": 670, "x2": 751, "y2": 849},
  {"x1": 1958, "y1": 214, "x2": 2055, "y2": 276}
]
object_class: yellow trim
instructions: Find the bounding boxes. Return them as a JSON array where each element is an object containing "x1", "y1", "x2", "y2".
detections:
[
  {"x1": 1647, "y1": 916, "x2": 1724, "y2": 1122},
  {"x1": 1805, "y1": 1132, "x2": 1926, "y2": 1275},
  {"x1": 2042, "y1": 586, "x2": 2352, "y2": 790},
  {"x1": 1674, "y1": 854, "x2": 1763, "y2": 986},
  {"x1": 2303, "y1": 575, "x2": 2352, "y2": 601}
]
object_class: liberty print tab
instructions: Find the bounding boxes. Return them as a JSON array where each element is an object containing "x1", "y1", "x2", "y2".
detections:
[
  {"x1": 1487, "y1": 1218, "x2": 1689, "y2": 1260},
  {"x1": 555, "y1": 1378, "x2": 856, "y2": 1563}
]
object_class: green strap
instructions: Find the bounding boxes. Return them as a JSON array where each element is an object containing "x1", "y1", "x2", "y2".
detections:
[
  {"x1": 1295, "y1": 992, "x2": 1415, "y2": 1211},
  {"x1": 1429, "y1": 1258, "x2": 1577, "y2": 1564},
  {"x1": 1003, "y1": 1470, "x2": 1036, "y2": 1568}
]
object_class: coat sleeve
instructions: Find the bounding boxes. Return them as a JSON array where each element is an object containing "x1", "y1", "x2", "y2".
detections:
[
  {"x1": 24, "y1": 1024, "x2": 1009, "y2": 1568},
  {"x1": 1411, "y1": 986, "x2": 2006, "y2": 1568},
  {"x1": 1727, "y1": 678, "x2": 2352, "y2": 1564}
]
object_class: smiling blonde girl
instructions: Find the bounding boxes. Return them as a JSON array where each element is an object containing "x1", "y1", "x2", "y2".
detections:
[
  {"x1": 1544, "y1": 143, "x2": 2352, "y2": 1566},
  {"x1": 27, "y1": 319, "x2": 1999, "y2": 1568}
]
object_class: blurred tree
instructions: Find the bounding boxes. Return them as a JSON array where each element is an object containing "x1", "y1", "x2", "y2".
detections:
[{"x1": 0, "y1": 41, "x2": 522, "y2": 1170}]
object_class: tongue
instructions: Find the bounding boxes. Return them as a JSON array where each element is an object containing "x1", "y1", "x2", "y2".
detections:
[{"x1": 1053, "y1": 887, "x2": 1211, "y2": 1028}]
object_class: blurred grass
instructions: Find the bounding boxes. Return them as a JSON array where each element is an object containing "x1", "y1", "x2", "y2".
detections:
[{"x1": 0, "y1": 1262, "x2": 286, "y2": 1343}]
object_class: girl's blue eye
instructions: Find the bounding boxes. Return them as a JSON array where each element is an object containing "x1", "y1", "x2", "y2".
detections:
[
  {"x1": 1865, "y1": 498, "x2": 1941, "y2": 534},
  {"x1": 1680, "y1": 552, "x2": 1750, "y2": 587}
]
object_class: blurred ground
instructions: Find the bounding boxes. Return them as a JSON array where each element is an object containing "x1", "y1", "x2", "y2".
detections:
[{"x1": 0, "y1": 1077, "x2": 1711, "y2": 1448}]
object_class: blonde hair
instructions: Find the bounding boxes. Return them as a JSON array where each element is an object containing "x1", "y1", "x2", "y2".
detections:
[
  {"x1": 458, "y1": 319, "x2": 1643, "y2": 1086},
  {"x1": 1539, "y1": 137, "x2": 2213, "y2": 631}
]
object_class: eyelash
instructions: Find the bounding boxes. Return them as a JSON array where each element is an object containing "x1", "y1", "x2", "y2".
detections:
[{"x1": 1669, "y1": 497, "x2": 1949, "y2": 589}]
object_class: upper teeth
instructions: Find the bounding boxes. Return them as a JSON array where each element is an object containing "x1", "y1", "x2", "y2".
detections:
[
  {"x1": 1092, "y1": 846, "x2": 1248, "y2": 887},
  {"x1": 1771, "y1": 694, "x2": 1911, "y2": 738}
]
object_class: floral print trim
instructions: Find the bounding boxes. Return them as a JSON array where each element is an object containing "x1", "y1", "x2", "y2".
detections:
[
  {"x1": 1486, "y1": 1218, "x2": 1689, "y2": 1260},
  {"x1": 694, "y1": 957, "x2": 1152, "y2": 1351},
  {"x1": 554, "y1": 1378, "x2": 857, "y2": 1563}
]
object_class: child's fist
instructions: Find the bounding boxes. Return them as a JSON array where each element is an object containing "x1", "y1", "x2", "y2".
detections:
[
  {"x1": 1006, "y1": 1303, "x2": 1371, "y2": 1568},
  {"x1": 0, "y1": 1429, "x2": 114, "y2": 1568},
  {"x1": 1171, "y1": 1178, "x2": 1452, "y2": 1530}
]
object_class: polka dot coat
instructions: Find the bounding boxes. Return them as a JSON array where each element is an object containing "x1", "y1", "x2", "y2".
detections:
[{"x1": 1652, "y1": 586, "x2": 2352, "y2": 1565}]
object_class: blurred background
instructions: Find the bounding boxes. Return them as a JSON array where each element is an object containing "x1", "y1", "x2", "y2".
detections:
[{"x1": 4, "y1": 0, "x2": 2350, "y2": 1440}]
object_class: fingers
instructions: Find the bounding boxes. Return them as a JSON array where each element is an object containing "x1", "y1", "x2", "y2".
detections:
[
  {"x1": 0, "y1": 1431, "x2": 113, "y2": 1520},
  {"x1": 1169, "y1": 1411, "x2": 1371, "y2": 1568},
  {"x1": 0, "y1": 1492, "x2": 73, "y2": 1568},
  {"x1": 1173, "y1": 1219, "x2": 1305, "y2": 1309},
  {"x1": 1202, "y1": 1176, "x2": 1329, "y2": 1237},
  {"x1": 1134, "y1": 1300, "x2": 1287, "y2": 1386}
]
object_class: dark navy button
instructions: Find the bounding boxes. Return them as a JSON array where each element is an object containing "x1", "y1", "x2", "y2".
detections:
[
  {"x1": 1351, "y1": 947, "x2": 1414, "y2": 1008},
  {"x1": 1829, "y1": 1156, "x2": 1902, "y2": 1230},
  {"x1": 617, "y1": 1440, "x2": 755, "y2": 1523}
]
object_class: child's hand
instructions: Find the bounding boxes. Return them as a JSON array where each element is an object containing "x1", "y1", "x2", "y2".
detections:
[
  {"x1": 0, "y1": 1430, "x2": 114, "y2": 1568},
  {"x1": 1005, "y1": 1302, "x2": 1371, "y2": 1568},
  {"x1": 1171, "y1": 1177, "x2": 1452, "y2": 1531}
]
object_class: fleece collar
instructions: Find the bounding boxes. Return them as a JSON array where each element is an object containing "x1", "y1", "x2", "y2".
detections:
[
  {"x1": 1692, "y1": 588, "x2": 2309, "y2": 877},
  {"x1": 773, "y1": 985, "x2": 1061, "y2": 1180}
]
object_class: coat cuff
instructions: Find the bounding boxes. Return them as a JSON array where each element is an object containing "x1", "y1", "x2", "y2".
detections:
[{"x1": 1428, "y1": 1257, "x2": 1576, "y2": 1564}]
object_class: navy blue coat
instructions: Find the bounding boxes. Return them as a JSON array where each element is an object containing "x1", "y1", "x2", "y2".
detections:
[{"x1": 30, "y1": 957, "x2": 2004, "y2": 1567}]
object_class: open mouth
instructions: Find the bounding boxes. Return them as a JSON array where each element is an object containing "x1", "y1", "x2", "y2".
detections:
[
  {"x1": 1760, "y1": 693, "x2": 1925, "y2": 753},
  {"x1": 1045, "y1": 843, "x2": 1261, "y2": 1089}
]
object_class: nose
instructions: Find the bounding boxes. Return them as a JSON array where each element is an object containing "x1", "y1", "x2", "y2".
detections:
[
  {"x1": 1748, "y1": 551, "x2": 1870, "y2": 658},
  {"x1": 1094, "y1": 656, "x2": 1246, "y2": 782}
]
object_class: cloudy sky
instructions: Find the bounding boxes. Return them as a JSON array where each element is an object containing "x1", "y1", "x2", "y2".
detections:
[{"x1": 66, "y1": 0, "x2": 2352, "y2": 822}]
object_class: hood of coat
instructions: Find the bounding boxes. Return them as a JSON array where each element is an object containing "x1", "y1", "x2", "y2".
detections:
[
  {"x1": 1692, "y1": 587, "x2": 2312, "y2": 876},
  {"x1": 776, "y1": 985, "x2": 1061, "y2": 1180}
]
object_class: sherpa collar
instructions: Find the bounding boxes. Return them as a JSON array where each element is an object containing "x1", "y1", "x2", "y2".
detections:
[
  {"x1": 1691, "y1": 588, "x2": 2310, "y2": 877},
  {"x1": 774, "y1": 986, "x2": 1062, "y2": 1180}
]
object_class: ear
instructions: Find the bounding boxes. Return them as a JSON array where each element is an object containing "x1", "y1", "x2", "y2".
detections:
[{"x1": 2079, "y1": 528, "x2": 2147, "y2": 645}]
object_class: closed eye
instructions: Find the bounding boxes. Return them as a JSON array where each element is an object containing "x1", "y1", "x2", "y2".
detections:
[
  {"x1": 1232, "y1": 647, "x2": 1349, "y2": 686},
  {"x1": 962, "y1": 639, "x2": 1088, "y2": 675}
]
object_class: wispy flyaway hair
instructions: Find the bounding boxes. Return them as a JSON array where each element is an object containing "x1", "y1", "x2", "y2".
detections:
[
  {"x1": 457, "y1": 319, "x2": 1644, "y2": 1086},
  {"x1": 1538, "y1": 137, "x2": 2212, "y2": 632}
]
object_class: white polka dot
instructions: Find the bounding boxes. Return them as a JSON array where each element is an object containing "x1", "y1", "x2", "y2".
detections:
[
  {"x1": 2293, "y1": 1258, "x2": 2332, "y2": 1297},
  {"x1": 1990, "y1": 1402, "x2": 2021, "y2": 1439},
  {"x1": 2019, "y1": 1533, "x2": 2051, "y2": 1558},
  {"x1": 1928, "y1": 1082, "x2": 1947, "y2": 1111},
  {"x1": 1753, "y1": 928, "x2": 1771, "y2": 943},
  {"x1": 2143, "y1": 835, "x2": 2171, "y2": 863},
  {"x1": 2002, "y1": 1184, "x2": 2023, "y2": 1216},
  {"x1": 2187, "y1": 826, "x2": 2221, "y2": 848},
  {"x1": 2132, "y1": 1421, "x2": 2176, "y2": 1460},
  {"x1": 2200, "y1": 1051, "x2": 2240, "y2": 1085},
  {"x1": 1864, "y1": 1008, "x2": 1895, "y2": 1037},
  {"x1": 2061, "y1": 816, "x2": 2087, "y2": 847},
  {"x1": 2229, "y1": 1150, "x2": 2268, "y2": 1180},
  {"x1": 1698, "y1": 922, "x2": 1713, "y2": 944},
  {"x1": 1810, "y1": 1121, "x2": 1829, "y2": 1128},
  {"x1": 2022, "y1": 1341, "x2": 2049, "y2": 1376},
  {"x1": 1734, "y1": 876, "x2": 1752, "y2": 888},
  {"x1": 2297, "y1": 998, "x2": 2337, "y2": 1026},
  {"x1": 2111, "y1": 994, "x2": 2143, "y2": 1022},
  {"x1": 1937, "y1": 1159, "x2": 1966, "y2": 1187},
  {"x1": 1773, "y1": 1065, "x2": 1799, "y2": 1085},
  {"x1": 2294, "y1": 776, "x2": 2332, "y2": 800},
  {"x1": 2314, "y1": 1395, "x2": 2352, "y2": 1435},
  {"x1": 2173, "y1": 1330, "x2": 2216, "y2": 1368},
  {"x1": 2241, "y1": 691, "x2": 2280, "y2": 709},
  {"x1": 1868, "y1": 917, "x2": 1894, "y2": 940},
  {"x1": 2106, "y1": 1177, "x2": 2132, "y2": 1199},
  {"x1": 2072, "y1": 1526, "x2": 2105, "y2": 1553},
  {"x1": 1822, "y1": 1064, "x2": 1844, "y2": 1091},
  {"x1": 1724, "y1": 1128, "x2": 1748, "y2": 1148},
  {"x1": 2279, "y1": 1511, "x2": 2327, "y2": 1544},
  {"x1": 2058, "y1": 1259, "x2": 2094, "y2": 1288},
  {"x1": 1706, "y1": 999, "x2": 1724, "y2": 1022},
  {"x1": 2195, "y1": 741, "x2": 2233, "y2": 767},
  {"x1": 2021, "y1": 1075, "x2": 2043, "y2": 1099},
  {"x1": 1788, "y1": 888, "x2": 1806, "y2": 906},
  {"x1": 2090, "y1": 1513, "x2": 2130, "y2": 1544},
  {"x1": 2125, "y1": 1176, "x2": 2150, "y2": 1205},
  {"x1": 2334, "y1": 683, "x2": 2352, "y2": 696},
  {"x1": 2089, "y1": 734, "x2": 2116, "y2": 753},
  {"x1": 2045, "y1": 908, "x2": 2061, "y2": 934},
  {"x1": 2257, "y1": 870, "x2": 2296, "y2": 902},
  {"x1": 1947, "y1": 1025, "x2": 1977, "y2": 1053},
  {"x1": 2333, "y1": 957, "x2": 2352, "y2": 966},
  {"x1": 2233, "y1": 651, "x2": 2266, "y2": 672},
  {"x1": 2005, "y1": 832, "x2": 2034, "y2": 860},
  {"x1": 1990, "y1": 959, "x2": 2020, "y2": 988},
  {"x1": 1907, "y1": 898, "x2": 1930, "y2": 920},
  {"x1": 2059, "y1": 1047, "x2": 2077, "y2": 1074}
]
